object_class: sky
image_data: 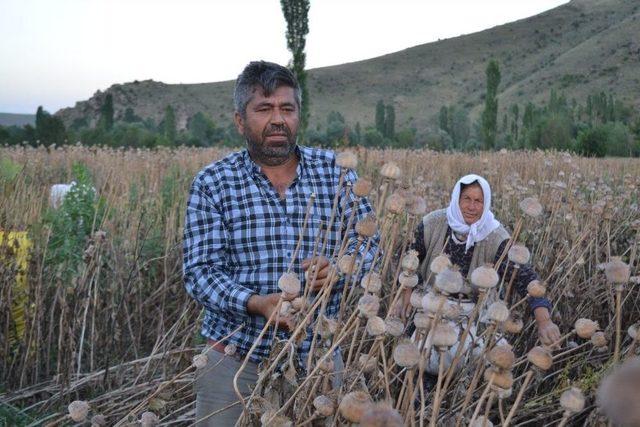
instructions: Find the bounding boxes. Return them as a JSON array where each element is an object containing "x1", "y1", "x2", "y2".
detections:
[{"x1": 0, "y1": 0, "x2": 569, "y2": 114}]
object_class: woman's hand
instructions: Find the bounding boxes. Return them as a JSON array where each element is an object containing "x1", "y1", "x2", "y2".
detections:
[
  {"x1": 533, "y1": 307, "x2": 561, "y2": 348},
  {"x1": 393, "y1": 288, "x2": 413, "y2": 320},
  {"x1": 537, "y1": 319, "x2": 561, "y2": 348}
]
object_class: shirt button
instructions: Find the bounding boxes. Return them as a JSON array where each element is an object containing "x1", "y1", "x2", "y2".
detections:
[{"x1": 287, "y1": 251, "x2": 292, "y2": 257}]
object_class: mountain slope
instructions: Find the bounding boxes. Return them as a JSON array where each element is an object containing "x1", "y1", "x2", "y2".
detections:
[{"x1": 56, "y1": 0, "x2": 640, "y2": 132}]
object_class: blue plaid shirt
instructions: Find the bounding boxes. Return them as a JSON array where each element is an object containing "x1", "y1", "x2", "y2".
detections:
[{"x1": 183, "y1": 146, "x2": 377, "y2": 362}]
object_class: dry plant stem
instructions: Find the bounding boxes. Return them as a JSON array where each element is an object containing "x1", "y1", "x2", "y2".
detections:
[
  {"x1": 440, "y1": 292, "x2": 487, "y2": 396},
  {"x1": 268, "y1": 315, "x2": 357, "y2": 422},
  {"x1": 502, "y1": 369, "x2": 535, "y2": 427},
  {"x1": 454, "y1": 359, "x2": 485, "y2": 427},
  {"x1": 613, "y1": 286, "x2": 623, "y2": 363},
  {"x1": 286, "y1": 193, "x2": 316, "y2": 273},
  {"x1": 504, "y1": 266, "x2": 518, "y2": 303},
  {"x1": 557, "y1": 413, "x2": 571, "y2": 427},
  {"x1": 234, "y1": 307, "x2": 280, "y2": 418},
  {"x1": 380, "y1": 338, "x2": 392, "y2": 401},
  {"x1": 428, "y1": 349, "x2": 448, "y2": 427},
  {"x1": 483, "y1": 392, "x2": 496, "y2": 426},
  {"x1": 468, "y1": 373, "x2": 495, "y2": 425},
  {"x1": 375, "y1": 177, "x2": 391, "y2": 218}
]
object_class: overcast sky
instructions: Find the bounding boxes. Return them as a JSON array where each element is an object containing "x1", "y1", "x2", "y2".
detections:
[{"x1": 0, "y1": 0, "x2": 568, "y2": 114}]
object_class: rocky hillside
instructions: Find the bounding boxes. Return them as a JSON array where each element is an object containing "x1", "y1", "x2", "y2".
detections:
[{"x1": 56, "y1": 0, "x2": 640, "y2": 131}]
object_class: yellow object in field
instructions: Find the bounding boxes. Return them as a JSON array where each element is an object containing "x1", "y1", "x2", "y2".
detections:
[{"x1": 0, "y1": 231, "x2": 31, "y2": 347}]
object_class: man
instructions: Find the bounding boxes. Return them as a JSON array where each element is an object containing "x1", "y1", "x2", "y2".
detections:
[{"x1": 183, "y1": 61, "x2": 377, "y2": 426}]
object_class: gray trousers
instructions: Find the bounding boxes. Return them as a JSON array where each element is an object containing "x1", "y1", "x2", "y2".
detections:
[
  {"x1": 194, "y1": 350, "x2": 258, "y2": 427},
  {"x1": 194, "y1": 349, "x2": 344, "y2": 426}
]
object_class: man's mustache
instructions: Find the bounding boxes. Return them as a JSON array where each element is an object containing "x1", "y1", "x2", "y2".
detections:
[{"x1": 263, "y1": 124, "x2": 292, "y2": 139}]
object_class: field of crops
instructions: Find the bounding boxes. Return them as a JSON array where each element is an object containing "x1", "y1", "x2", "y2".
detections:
[{"x1": 1, "y1": 145, "x2": 639, "y2": 426}]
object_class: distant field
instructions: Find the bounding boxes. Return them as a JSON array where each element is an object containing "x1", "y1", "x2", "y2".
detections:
[
  {"x1": 0, "y1": 113, "x2": 35, "y2": 127},
  {"x1": 0, "y1": 146, "x2": 639, "y2": 425}
]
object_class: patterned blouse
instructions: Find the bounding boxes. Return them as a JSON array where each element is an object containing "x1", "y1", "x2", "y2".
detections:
[{"x1": 412, "y1": 221, "x2": 552, "y2": 312}]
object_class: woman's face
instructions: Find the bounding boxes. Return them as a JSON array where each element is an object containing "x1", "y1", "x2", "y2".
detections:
[{"x1": 459, "y1": 184, "x2": 484, "y2": 225}]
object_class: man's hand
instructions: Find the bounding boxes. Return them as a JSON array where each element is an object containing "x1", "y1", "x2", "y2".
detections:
[
  {"x1": 247, "y1": 293, "x2": 295, "y2": 332},
  {"x1": 302, "y1": 256, "x2": 334, "y2": 292}
]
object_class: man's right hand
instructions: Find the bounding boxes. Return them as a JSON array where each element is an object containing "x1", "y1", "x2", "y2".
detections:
[{"x1": 247, "y1": 293, "x2": 295, "y2": 332}]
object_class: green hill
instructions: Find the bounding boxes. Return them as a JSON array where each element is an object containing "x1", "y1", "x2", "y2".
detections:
[{"x1": 55, "y1": 0, "x2": 640, "y2": 133}]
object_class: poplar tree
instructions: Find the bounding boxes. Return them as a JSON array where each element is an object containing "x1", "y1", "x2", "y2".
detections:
[
  {"x1": 375, "y1": 100, "x2": 385, "y2": 134},
  {"x1": 481, "y1": 60, "x2": 501, "y2": 149},
  {"x1": 280, "y1": 0, "x2": 310, "y2": 138}
]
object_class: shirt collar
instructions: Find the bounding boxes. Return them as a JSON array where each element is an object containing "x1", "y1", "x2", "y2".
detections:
[{"x1": 242, "y1": 145, "x2": 305, "y2": 181}]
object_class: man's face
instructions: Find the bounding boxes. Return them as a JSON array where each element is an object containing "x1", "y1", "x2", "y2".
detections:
[{"x1": 234, "y1": 85, "x2": 299, "y2": 166}]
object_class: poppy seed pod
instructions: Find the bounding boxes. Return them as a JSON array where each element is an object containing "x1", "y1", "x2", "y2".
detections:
[
  {"x1": 484, "y1": 367, "x2": 514, "y2": 389},
  {"x1": 560, "y1": 387, "x2": 585, "y2": 413},
  {"x1": 502, "y1": 317, "x2": 524, "y2": 334},
  {"x1": 192, "y1": 354, "x2": 208, "y2": 369},
  {"x1": 527, "y1": 346, "x2": 553, "y2": 371},
  {"x1": 385, "y1": 317, "x2": 405, "y2": 337},
  {"x1": 430, "y1": 254, "x2": 452, "y2": 274},
  {"x1": 224, "y1": 343, "x2": 237, "y2": 356},
  {"x1": 360, "y1": 404, "x2": 404, "y2": 427},
  {"x1": 317, "y1": 315, "x2": 338, "y2": 338},
  {"x1": 596, "y1": 357, "x2": 640, "y2": 427},
  {"x1": 413, "y1": 312, "x2": 432, "y2": 330},
  {"x1": 422, "y1": 291, "x2": 446, "y2": 315},
  {"x1": 628, "y1": 323, "x2": 639, "y2": 340},
  {"x1": 339, "y1": 391, "x2": 373, "y2": 423},
  {"x1": 140, "y1": 411, "x2": 160, "y2": 427},
  {"x1": 336, "y1": 151, "x2": 358, "y2": 170},
  {"x1": 433, "y1": 322, "x2": 458, "y2": 348},
  {"x1": 604, "y1": 257, "x2": 630, "y2": 285},
  {"x1": 318, "y1": 357, "x2": 334, "y2": 373},
  {"x1": 360, "y1": 272, "x2": 382, "y2": 294},
  {"x1": 487, "y1": 301, "x2": 510, "y2": 323},
  {"x1": 385, "y1": 193, "x2": 406, "y2": 215},
  {"x1": 489, "y1": 345, "x2": 515, "y2": 371},
  {"x1": 359, "y1": 354, "x2": 377, "y2": 373},
  {"x1": 380, "y1": 162, "x2": 402, "y2": 180},
  {"x1": 401, "y1": 250, "x2": 420, "y2": 273},
  {"x1": 356, "y1": 215, "x2": 378, "y2": 238},
  {"x1": 399, "y1": 272, "x2": 419, "y2": 289},
  {"x1": 313, "y1": 395, "x2": 335, "y2": 417},
  {"x1": 393, "y1": 341, "x2": 421, "y2": 368},
  {"x1": 519, "y1": 197, "x2": 543, "y2": 218},
  {"x1": 410, "y1": 290, "x2": 424, "y2": 309},
  {"x1": 527, "y1": 280, "x2": 546, "y2": 298},
  {"x1": 469, "y1": 417, "x2": 494, "y2": 427},
  {"x1": 366, "y1": 316, "x2": 386, "y2": 336},
  {"x1": 408, "y1": 196, "x2": 427, "y2": 217},
  {"x1": 291, "y1": 296, "x2": 306, "y2": 311},
  {"x1": 508, "y1": 244, "x2": 530, "y2": 265},
  {"x1": 279, "y1": 300, "x2": 292, "y2": 316},
  {"x1": 91, "y1": 415, "x2": 107, "y2": 426},
  {"x1": 591, "y1": 331, "x2": 608, "y2": 348},
  {"x1": 435, "y1": 267, "x2": 464, "y2": 295},
  {"x1": 338, "y1": 255, "x2": 357, "y2": 275},
  {"x1": 358, "y1": 294, "x2": 380, "y2": 318},
  {"x1": 353, "y1": 178, "x2": 373, "y2": 197},
  {"x1": 68, "y1": 400, "x2": 90, "y2": 422},
  {"x1": 260, "y1": 412, "x2": 292, "y2": 427},
  {"x1": 574, "y1": 318, "x2": 599, "y2": 339},
  {"x1": 278, "y1": 272, "x2": 301, "y2": 296},
  {"x1": 471, "y1": 264, "x2": 499, "y2": 289}
]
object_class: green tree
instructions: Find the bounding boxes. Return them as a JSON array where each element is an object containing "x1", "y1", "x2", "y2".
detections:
[
  {"x1": 280, "y1": 0, "x2": 310, "y2": 139},
  {"x1": 123, "y1": 107, "x2": 141, "y2": 123},
  {"x1": 481, "y1": 59, "x2": 501, "y2": 149},
  {"x1": 35, "y1": 106, "x2": 67, "y2": 145},
  {"x1": 354, "y1": 122, "x2": 361, "y2": 145},
  {"x1": 375, "y1": 100, "x2": 385, "y2": 134},
  {"x1": 510, "y1": 104, "x2": 520, "y2": 142},
  {"x1": 326, "y1": 111, "x2": 346, "y2": 143},
  {"x1": 384, "y1": 105, "x2": 395, "y2": 139},
  {"x1": 363, "y1": 128, "x2": 384, "y2": 147},
  {"x1": 438, "y1": 106, "x2": 449, "y2": 133},
  {"x1": 99, "y1": 94, "x2": 114, "y2": 130},
  {"x1": 577, "y1": 126, "x2": 608, "y2": 157},
  {"x1": 162, "y1": 105, "x2": 176, "y2": 143}
]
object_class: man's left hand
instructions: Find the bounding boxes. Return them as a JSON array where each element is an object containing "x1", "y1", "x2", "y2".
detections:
[
  {"x1": 302, "y1": 256, "x2": 334, "y2": 291},
  {"x1": 538, "y1": 319, "x2": 561, "y2": 348}
]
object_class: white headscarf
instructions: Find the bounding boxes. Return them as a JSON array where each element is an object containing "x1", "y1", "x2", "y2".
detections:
[{"x1": 446, "y1": 174, "x2": 501, "y2": 252}]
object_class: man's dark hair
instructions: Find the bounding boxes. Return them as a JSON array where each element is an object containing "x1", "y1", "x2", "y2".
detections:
[{"x1": 234, "y1": 61, "x2": 301, "y2": 117}]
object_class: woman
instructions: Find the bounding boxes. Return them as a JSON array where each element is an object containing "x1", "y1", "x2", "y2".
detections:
[{"x1": 407, "y1": 174, "x2": 560, "y2": 347}]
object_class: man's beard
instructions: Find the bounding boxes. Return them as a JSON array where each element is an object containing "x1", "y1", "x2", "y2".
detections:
[{"x1": 246, "y1": 124, "x2": 297, "y2": 166}]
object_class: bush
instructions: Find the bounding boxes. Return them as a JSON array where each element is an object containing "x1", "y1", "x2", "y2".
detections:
[{"x1": 577, "y1": 127, "x2": 608, "y2": 157}]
